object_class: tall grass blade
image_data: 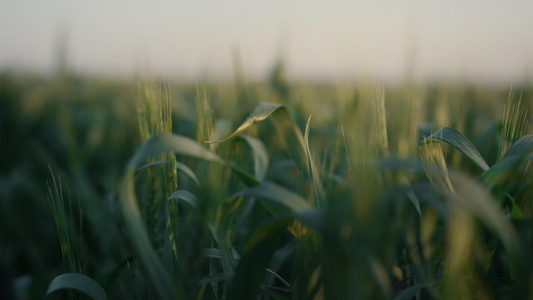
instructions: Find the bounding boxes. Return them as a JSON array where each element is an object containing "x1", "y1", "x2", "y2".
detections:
[
  {"x1": 304, "y1": 115, "x2": 325, "y2": 207},
  {"x1": 341, "y1": 124, "x2": 351, "y2": 173},
  {"x1": 46, "y1": 273, "x2": 108, "y2": 300}
]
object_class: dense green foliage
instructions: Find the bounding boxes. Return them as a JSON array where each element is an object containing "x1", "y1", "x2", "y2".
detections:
[{"x1": 1, "y1": 70, "x2": 533, "y2": 299}]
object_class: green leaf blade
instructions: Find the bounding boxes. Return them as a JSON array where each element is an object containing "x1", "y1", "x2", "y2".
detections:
[
  {"x1": 208, "y1": 102, "x2": 283, "y2": 143},
  {"x1": 483, "y1": 135, "x2": 533, "y2": 186},
  {"x1": 234, "y1": 181, "x2": 312, "y2": 216},
  {"x1": 421, "y1": 127, "x2": 489, "y2": 171},
  {"x1": 127, "y1": 133, "x2": 223, "y2": 171},
  {"x1": 46, "y1": 273, "x2": 108, "y2": 300},
  {"x1": 168, "y1": 189, "x2": 199, "y2": 208},
  {"x1": 176, "y1": 161, "x2": 200, "y2": 186},
  {"x1": 207, "y1": 102, "x2": 311, "y2": 192},
  {"x1": 304, "y1": 115, "x2": 325, "y2": 206}
]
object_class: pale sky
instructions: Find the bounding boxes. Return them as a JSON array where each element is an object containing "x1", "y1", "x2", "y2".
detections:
[{"x1": 1, "y1": 0, "x2": 532, "y2": 83}]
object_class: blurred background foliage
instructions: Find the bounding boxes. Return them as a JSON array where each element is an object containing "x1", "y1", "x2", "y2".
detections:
[{"x1": 1, "y1": 62, "x2": 533, "y2": 299}]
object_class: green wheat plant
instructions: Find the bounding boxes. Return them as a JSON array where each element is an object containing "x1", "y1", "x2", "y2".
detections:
[
  {"x1": 30, "y1": 71, "x2": 533, "y2": 300},
  {"x1": 45, "y1": 169, "x2": 107, "y2": 300}
]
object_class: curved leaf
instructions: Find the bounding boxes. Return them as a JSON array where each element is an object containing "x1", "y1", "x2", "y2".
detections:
[
  {"x1": 208, "y1": 102, "x2": 283, "y2": 143},
  {"x1": 499, "y1": 135, "x2": 533, "y2": 159},
  {"x1": 265, "y1": 268, "x2": 291, "y2": 288},
  {"x1": 127, "y1": 134, "x2": 223, "y2": 171},
  {"x1": 129, "y1": 133, "x2": 257, "y2": 187},
  {"x1": 304, "y1": 115, "x2": 325, "y2": 206},
  {"x1": 201, "y1": 248, "x2": 222, "y2": 258},
  {"x1": 168, "y1": 189, "x2": 199, "y2": 208},
  {"x1": 46, "y1": 273, "x2": 108, "y2": 300},
  {"x1": 483, "y1": 135, "x2": 533, "y2": 186},
  {"x1": 176, "y1": 161, "x2": 200, "y2": 186},
  {"x1": 233, "y1": 181, "x2": 311, "y2": 216},
  {"x1": 208, "y1": 102, "x2": 310, "y2": 189},
  {"x1": 135, "y1": 160, "x2": 163, "y2": 174},
  {"x1": 264, "y1": 243, "x2": 295, "y2": 289},
  {"x1": 421, "y1": 127, "x2": 489, "y2": 171},
  {"x1": 135, "y1": 159, "x2": 201, "y2": 187}
]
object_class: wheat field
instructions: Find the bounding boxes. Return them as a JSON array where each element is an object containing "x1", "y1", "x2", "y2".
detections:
[{"x1": 1, "y1": 69, "x2": 533, "y2": 299}]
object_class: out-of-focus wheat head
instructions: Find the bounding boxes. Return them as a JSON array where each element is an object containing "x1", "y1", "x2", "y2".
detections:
[
  {"x1": 136, "y1": 80, "x2": 178, "y2": 240},
  {"x1": 419, "y1": 138, "x2": 454, "y2": 193},
  {"x1": 499, "y1": 88, "x2": 528, "y2": 159}
]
